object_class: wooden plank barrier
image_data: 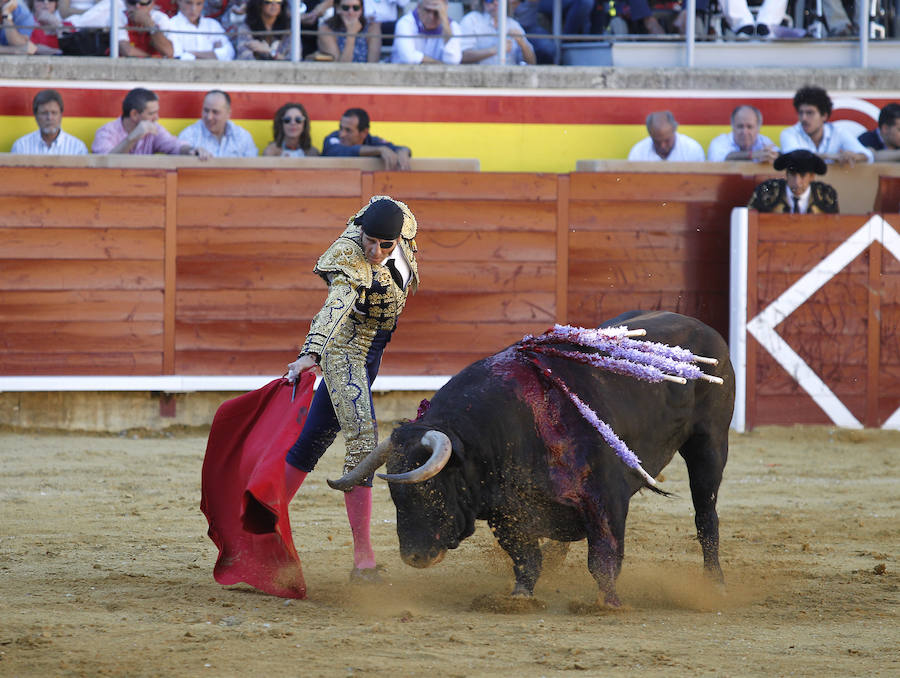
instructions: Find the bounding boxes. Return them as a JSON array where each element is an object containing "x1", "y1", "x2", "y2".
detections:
[
  {"x1": 1, "y1": 165, "x2": 776, "y2": 393},
  {"x1": 733, "y1": 210, "x2": 900, "y2": 430}
]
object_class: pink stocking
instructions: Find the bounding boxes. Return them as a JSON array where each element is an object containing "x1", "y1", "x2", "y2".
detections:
[
  {"x1": 284, "y1": 463, "x2": 308, "y2": 504},
  {"x1": 344, "y1": 486, "x2": 376, "y2": 570}
]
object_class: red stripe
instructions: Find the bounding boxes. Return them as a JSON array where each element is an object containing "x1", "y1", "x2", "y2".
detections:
[{"x1": 0, "y1": 85, "x2": 891, "y2": 126}]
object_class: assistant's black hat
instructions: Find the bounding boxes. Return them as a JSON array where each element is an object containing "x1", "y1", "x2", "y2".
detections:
[
  {"x1": 774, "y1": 149, "x2": 827, "y2": 175},
  {"x1": 355, "y1": 198, "x2": 404, "y2": 240}
]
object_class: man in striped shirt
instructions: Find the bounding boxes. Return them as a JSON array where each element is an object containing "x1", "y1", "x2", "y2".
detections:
[{"x1": 11, "y1": 89, "x2": 88, "y2": 155}]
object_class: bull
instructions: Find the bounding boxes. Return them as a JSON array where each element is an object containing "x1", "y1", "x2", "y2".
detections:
[{"x1": 329, "y1": 311, "x2": 735, "y2": 607}]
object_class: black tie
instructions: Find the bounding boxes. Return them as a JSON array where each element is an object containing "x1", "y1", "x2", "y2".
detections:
[
  {"x1": 385, "y1": 259, "x2": 403, "y2": 289},
  {"x1": 792, "y1": 199, "x2": 799, "y2": 214}
]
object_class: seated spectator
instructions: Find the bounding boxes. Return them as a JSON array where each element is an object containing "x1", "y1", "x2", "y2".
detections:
[
  {"x1": 390, "y1": 0, "x2": 461, "y2": 65},
  {"x1": 459, "y1": 0, "x2": 535, "y2": 65},
  {"x1": 322, "y1": 107, "x2": 411, "y2": 171},
  {"x1": 708, "y1": 104, "x2": 779, "y2": 162},
  {"x1": 537, "y1": 0, "x2": 590, "y2": 40},
  {"x1": 177, "y1": 90, "x2": 258, "y2": 157},
  {"x1": 57, "y1": 0, "x2": 100, "y2": 17},
  {"x1": 299, "y1": 0, "x2": 331, "y2": 56},
  {"x1": 262, "y1": 102, "x2": 320, "y2": 156},
  {"x1": 1, "y1": 0, "x2": 36, "y2": 50},
  {"x1": 596, "y1": 0, "x2": 664, "y2": 36},
  {"x1": 509, "y1": 0, "x2": 554, "y2": 63},
  {"x1": 92, "y1": 87, "x2": 208, "y2": 156},
  {"x1": 749, "y1": 150, "x2": 838, "y2": 214},
  {"x1": 317, "y1": 0, "x2": 381, "y2": 62},
  {"x1": 11, "y1": 89, "x2": 88, "y2": 155},
  {"x1": 27, "y1": 0, "x2": 73, "y2": 50},
  {"x1": 167, "y1": 0, "x2": 234, "y2": 59},
  {"x1": 780, "y1": 86, "x2": 872, "y2": 166},
  {"x1": 859, "y1": 103, "x2": 900, "y2": 162},
  {"x1": 362, "y1": 0, "x2": 408, "y2": 45},
  {"x1": 628, "y1": 110, "x2": 705, "y2": 162},
  {"x1": 119, "y1": 0, "x2": 174, "y2": 57},
  {"x1": 720, "y1": 0, "x2": 787, "y2": 38},
  {"x1": 235, "y1": 0, "x2": 290, "y2": 60}
]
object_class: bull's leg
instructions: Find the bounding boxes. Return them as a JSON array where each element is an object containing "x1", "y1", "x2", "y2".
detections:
[
  {"x1": 491, "y1": 519, "x2": 542, "y2": 597},
  {"x1": 582, "y1": 499, "x2": 626, "y2": 607},
  {"x1": 680, "y1": 433, "x2": 727, "y2": 583}
]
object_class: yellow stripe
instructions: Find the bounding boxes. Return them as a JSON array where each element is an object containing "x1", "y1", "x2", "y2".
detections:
[{"x1": 0, "y1": 117, "x2": 786, "y2": 171}]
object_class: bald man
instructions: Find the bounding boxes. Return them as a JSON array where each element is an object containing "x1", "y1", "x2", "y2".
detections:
[{"x1": 628, "y1": 111, "x2": 706, "y2": 162}]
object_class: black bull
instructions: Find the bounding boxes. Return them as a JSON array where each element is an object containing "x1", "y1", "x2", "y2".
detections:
[{"x1": 329, "y1": 311, "x2": 736, "y2": 606}]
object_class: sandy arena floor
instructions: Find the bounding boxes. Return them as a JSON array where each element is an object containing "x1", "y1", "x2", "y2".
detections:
[{"x1": 0, "y1": 425, "x2": 897, "y2": 677}]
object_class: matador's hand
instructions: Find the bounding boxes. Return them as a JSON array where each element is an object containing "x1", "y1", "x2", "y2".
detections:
[{"x1": 287, "y1": 354, "x2": 319, "y2": 382}]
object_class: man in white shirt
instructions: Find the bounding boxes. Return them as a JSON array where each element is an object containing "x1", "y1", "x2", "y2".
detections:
[
  {"x1": 167, "y1": 0, "x2": 234, "y2": 60},
  {"x1": 459, "y1": 0, "x2": 535, "y2": 65},
  {"x1": 390, "y1": 0, "x2": 461, "y2": 64},
  {"x1": 11, "y1": 89, "x2": 88, "y2": 155},
  {"x1": 708, "y1": 104, "x2": 779, "y2": 163},
  {"x1": 780, "y1": 86, "x2": 873, "y2": 166},
  {"x1": 177, "y1": 90, "x2": 258, "y2": 157},
  {"x1": 628, "y1": 111, "x2": 706, "y2": 162}
]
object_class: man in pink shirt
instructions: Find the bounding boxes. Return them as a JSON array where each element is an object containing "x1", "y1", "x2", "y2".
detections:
[{"x1": 92, "y1": 87, "x2": 209, "y2": 156}]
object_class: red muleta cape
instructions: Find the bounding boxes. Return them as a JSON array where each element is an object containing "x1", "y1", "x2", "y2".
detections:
[{"x1": 200, "y1": 374, "x2": 315, "y2": 598}]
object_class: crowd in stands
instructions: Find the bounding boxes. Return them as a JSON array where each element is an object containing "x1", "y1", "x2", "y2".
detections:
[
  {"x1": 0, "y1": 0, "x2": 886, "y2": 60},
  {"x1": 7, "y1": 86, "x2": 416, "y2": 169}
]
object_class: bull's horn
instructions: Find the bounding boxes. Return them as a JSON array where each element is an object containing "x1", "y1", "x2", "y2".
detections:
[
  {"x1": 327, "y1": 438, "x2": 393, "y2": 491},
  {"x1": 377, "y1": 430, "x2": 452, "y2": 484}
]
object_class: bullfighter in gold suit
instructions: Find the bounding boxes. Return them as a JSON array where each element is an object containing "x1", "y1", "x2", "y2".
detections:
[{"x1": 749, "y1": 149, "x2": 839, "y2": 214}]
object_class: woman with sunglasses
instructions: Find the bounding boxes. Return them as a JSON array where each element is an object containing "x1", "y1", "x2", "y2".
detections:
[
  {"x1": 317, "y1": 0, "x2": 380, "y2": 63},
  {"x1": 284, "y1": 197, "x2": 420, "y2": 583},
  {"x1": 235, "y1": 0, "x2": 290, "y2": 60},
  {"x1": 262, "y1": 102, "x2": 319, "y2": 156}
]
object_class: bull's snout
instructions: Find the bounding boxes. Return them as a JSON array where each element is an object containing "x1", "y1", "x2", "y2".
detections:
[{"x1": 401, "y1": 548, "x2": 446, "y2": 569}]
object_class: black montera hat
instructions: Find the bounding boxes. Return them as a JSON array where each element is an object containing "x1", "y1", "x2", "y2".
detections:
[
  {"x1": 774, "y1": 149, "x2": 827, "y2": 175},
  {"x1": 355, "y1": 198, "x2": 404, "y2": 240}
]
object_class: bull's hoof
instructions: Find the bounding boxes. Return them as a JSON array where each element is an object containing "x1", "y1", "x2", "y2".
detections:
[{"x1": 470, "y1": 592, "x2": 546, "y2": 614}]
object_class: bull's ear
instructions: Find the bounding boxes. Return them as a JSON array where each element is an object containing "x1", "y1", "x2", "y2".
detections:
[{"x1": 445, "y1": 431, "x2": 465, "y2": 464}]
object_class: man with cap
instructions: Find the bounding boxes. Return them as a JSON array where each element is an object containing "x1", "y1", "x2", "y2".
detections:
[
  {"x1": 284, "y1": 196, "x2": 420, "y2": 583},
  {"x1": 748, "y1": 150, "x2": 839, "y2": 214}
]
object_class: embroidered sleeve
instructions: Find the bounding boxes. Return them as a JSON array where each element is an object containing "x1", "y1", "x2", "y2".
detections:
[{"x1": 300, "y1": 271, "x2": 361, "y2": 358}]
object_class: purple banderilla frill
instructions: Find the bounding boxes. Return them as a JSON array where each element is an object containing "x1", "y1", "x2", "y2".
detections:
[{"x1": 516, "y1": 324, "x2": 722, "y2": 489}]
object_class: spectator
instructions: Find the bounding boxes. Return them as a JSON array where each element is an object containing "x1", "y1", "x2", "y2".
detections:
[
  {"x1": 459, "y1": 0, "x2": 535, "y2": 65},
  {"x1": 11, "y1": 89, "x2": 88, "y2": 155},
  {"x1": 92, "y1": 87, "x2": 208, "y2": 156},
  {"x1": 748, "y1": 149, "x2": 838, "y2": 214},
  {"x1": 235, "y1": 0, "x2": 290, "y2": 60},
  {"x1": 708, "y1": 104, "x2": 779, "y2": 162},
  {"x1": 859, "y1": 103, "x2": 900, "y2": 162},
  {"x1": 362, "y1": 0, "x2": 409, "y2": 44},
  {"x1": 299, "y1": 0, "x2": 332, "y2": 56},
  {"x1": 27, "y1": 0, "x2": 73, "y2": 50},
  {"x1": 167, "y1": 0, "x2": 234, "y2": 59},
  {"x1": 119, "y1": 0, "x2": 174, "y2": 57},
  {"x1": 628, "y1": 111, "x2": 706, "y2": 162},
  {"x1": 177, "y1": 90, "x2": 258, "y2": 157},
  {"x1": 317, "y1": 0, "x2": 381, "y2": 62},
  {"x1": 821, "y1": 0, "x2": 855, "y2": 37},
  {"x1": 58, "y1": 0, "x2": 100, "y2": 17},
  {"x1": 262, "y1": 102, "x2": 320, "y2": 156},
  {"x1": 600, "y1": 0, "x2": 664, "y2": 36},
  {"x1": 537, "y1": 0, "x2": 591, "y2": 41},
  {"x1": 322, "y1": 107, "x2": 411, "y2": 171},
  {"x1": 780, "y1": 86, "x2": 873, "y2": 166},
  {"x1": 390, "y1": 0, "x2": 461, "y2": 65},
  {"x1": 510, "y1": 0, "x2": 554, "y2": 63},
  {"x1": 1, "y1": 0, "x2": 36, "y2": 49},
  {"x1": 720, "y1": 0, "x2": 787, "y2": 38}
]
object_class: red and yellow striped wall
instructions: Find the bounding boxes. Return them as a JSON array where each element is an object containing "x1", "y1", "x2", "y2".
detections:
[{"x1": 1, "y1": 82, "x2": 896, "y2": 172}]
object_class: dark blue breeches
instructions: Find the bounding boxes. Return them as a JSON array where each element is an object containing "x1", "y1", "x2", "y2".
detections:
[{"x1": 285, "y1": 330, "x2": 390, "y2": 486}]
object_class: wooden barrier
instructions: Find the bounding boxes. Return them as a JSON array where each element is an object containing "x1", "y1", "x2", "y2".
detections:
[
  {"x1": 731, "y1": 209, "x2": 900, "y2": 429},
  {"x1": 16, "y1": 162, "x2": 889, "y2": 419},
  {"x1": 874, "y1": 175, "x2": 900, "y2": 213}
]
